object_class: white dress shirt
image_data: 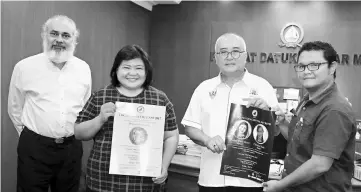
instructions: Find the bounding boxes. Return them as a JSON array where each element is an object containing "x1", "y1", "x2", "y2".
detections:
[
  {"x1": 182, "y1": 70, "x2": 278, "y2": 187},
  {"x1": 8, "y1": 53, "x2": 92, "y2": 138}
]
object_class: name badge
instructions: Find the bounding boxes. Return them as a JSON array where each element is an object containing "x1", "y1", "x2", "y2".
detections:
[
  {"x1": 209, "y1": 88, "x2": 217, "y2": 99},
  {"x1": 249, "y1": 88, "x2": 258, "y2": 97}
]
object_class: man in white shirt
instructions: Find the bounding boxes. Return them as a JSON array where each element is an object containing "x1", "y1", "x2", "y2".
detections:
[
  {"x1": 182, "y1": 33, "x2": 278, "y2": 192},
  {"x1": 8, "y1": 15, "x2": 92, "y2": 192}
]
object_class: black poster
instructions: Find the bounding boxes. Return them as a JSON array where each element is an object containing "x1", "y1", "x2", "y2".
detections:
[{"x1": 220, "y1": 104, "x2": 276, "y2": 183}]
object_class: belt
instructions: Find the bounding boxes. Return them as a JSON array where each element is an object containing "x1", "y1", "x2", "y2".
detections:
[{"x1": 23, "y1": 126, "x2": 75, "y2": 144}]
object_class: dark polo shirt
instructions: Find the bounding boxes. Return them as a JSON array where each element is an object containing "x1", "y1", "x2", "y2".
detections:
[{"x1": 284, "y1": 83, "x2": 356, "y2": 192}]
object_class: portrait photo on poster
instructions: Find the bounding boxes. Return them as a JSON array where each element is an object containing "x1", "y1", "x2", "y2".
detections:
[
  {"x1": 253, "y1": 124, "x2": 269, "y2": 144},
  {"x1": 129, "y1": 127, "x2": 148, "y2": 145},
  {"x1": 226, "y1": 119, "x2": 252, "y2": 144}
]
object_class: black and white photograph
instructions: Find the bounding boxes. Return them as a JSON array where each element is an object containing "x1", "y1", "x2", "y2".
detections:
[{"x1": 1, "y1": 1, "x2": 361, "y2": 192}]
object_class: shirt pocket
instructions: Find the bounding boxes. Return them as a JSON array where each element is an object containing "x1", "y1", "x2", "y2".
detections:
[
  {"x1": 298, "y1": 118, "x2": 314, "y2": 145},
  {"x1": 292, "y1": 118, "x2": 313, "y2": 141},
  {"x1": 292, "y1": 118, "x2": 303, "y2": 141},
  {"x1": 67, "y1": 80, "x2": 88, "y2": 103},
  {"x1": 294, "y1": 118, "x2": 314, "y2": 157},
  {"x1": 200, "y1": 98, "x2": 222, "y2": 137}
]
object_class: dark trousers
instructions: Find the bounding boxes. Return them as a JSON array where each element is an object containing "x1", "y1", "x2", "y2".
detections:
[
  {"x1": 17, "y1": 127, "x2": 83, "y2": 192},
  {"x1": 199, "y1": 185, "x2": 263, "y2": 192}
]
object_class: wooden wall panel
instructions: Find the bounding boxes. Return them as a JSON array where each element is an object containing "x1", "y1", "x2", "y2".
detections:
[
  {"x1": 150, "y1": 18, "x2": 211, "y2": 134},
  {"x1": 151, "y1": 1, "x2": 361, "y2": 135}
]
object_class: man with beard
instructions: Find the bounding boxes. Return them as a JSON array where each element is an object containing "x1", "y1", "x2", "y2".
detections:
[{"x1": 8, "y1": 15, "x2": 92, "y2": 192}]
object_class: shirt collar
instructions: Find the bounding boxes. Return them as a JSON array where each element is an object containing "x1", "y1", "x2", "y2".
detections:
[{"x1": 304, "y1": 82, "x2": 337, "y2": 104}]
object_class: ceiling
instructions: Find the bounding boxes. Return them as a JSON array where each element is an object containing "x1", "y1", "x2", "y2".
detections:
[{"x1": 131, "y1": 0, "x2": 182, "y2": 11}]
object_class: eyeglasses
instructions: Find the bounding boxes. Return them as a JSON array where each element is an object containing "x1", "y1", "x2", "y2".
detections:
[
  {"x1": 216, "y1": 50, "x2": 245, "y2": 59},
  {"x1": 294, "y1": 62, "x2": 328, "y2": 72}
]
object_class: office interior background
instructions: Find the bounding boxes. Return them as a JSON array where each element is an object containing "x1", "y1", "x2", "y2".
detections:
[{"x1": 2, "y1": 1, "x2": 361, "y2": 191}]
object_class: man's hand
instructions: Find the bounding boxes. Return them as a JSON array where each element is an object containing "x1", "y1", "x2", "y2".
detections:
[
  {"x1": 262, "y1": 180, "x2": 284, "y2": 192},
  {"x1": 152, "y1": 168, "x2": 168, "y2": 184},
  {"x1": 99, "y1": 102, "x2": 116, "y2": 123},
  {"x1": 272, "y1": 105, "x2": 287, "y2": 126},
  {"x1": 246, "y1": 97, "x2": 270, "y2": 110},
  {"x1": 205, "y1": 135, "x2": 226, "y2": 154}
]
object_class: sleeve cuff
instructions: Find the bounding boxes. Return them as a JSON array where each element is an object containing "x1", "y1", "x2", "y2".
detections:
[
  {"x1": 313, "y1": 150, "x2": 339, "y2": 160},
  {"x1": 181, "y1": 119, "x2": 201, "y2": 130}
]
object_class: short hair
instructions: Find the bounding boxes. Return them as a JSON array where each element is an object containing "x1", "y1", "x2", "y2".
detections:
[
  {"x1": 239, "y1": 122, "x2": 248, "y2": 128},
  {"x1": 110, "y1": 45, "x2": 153, "y2": 88},
  {"x1": 297, "y1": 41, "x2": 337, "y2": 78},
  {"x1": 41, "y1": 15, "x2": 79, "y2": 43},
  {"x1": 214, "y1": 33, "x2": 247, "y2": 52}
]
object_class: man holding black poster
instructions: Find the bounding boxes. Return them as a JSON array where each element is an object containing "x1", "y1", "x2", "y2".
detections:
[
  {"x1": 263, "y1": 41, "x2": 356, "y2": 192},
  {"x1": 182, "y1": 33, "x2": 278, "y2": 192}
]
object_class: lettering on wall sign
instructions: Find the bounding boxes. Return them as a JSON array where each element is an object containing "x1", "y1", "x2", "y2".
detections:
[
  {"x1": 210, "y1": 51, "x2": 361, "y2": 66},
  {"x1": 354, "y1": 55, "x2": 361, "y2": 65}
]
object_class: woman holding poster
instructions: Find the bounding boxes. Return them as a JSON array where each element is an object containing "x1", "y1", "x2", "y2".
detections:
[{"x1": 74, "y1": 45, "x2": 179, "y2": 192}]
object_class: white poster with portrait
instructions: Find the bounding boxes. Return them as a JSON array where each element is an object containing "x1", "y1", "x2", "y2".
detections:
[{"x1": 109, "y1": 102, "x2": 165, "y2": 177}]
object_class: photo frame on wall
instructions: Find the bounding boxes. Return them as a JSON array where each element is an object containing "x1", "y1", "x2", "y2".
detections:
[
  {"x1": 273, "y1": 87, "x2": 303, "y2": 117},
  {"x1": 273, "y1": 86, "x2": 303, "y2": 102}
]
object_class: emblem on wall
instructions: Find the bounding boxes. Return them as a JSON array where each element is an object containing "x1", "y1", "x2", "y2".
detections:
[{"x1": 278, "y1": 23, "x2": 304, "y2": 48}]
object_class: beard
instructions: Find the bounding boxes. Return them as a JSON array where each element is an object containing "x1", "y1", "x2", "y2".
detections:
[{"x1": 43, "y1": 40, "x2": 76, "y2": 63}]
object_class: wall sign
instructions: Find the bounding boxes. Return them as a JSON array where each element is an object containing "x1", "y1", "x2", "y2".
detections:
[{"x1": 210, "y1": 22, "x2": 361, "y2": 66}]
